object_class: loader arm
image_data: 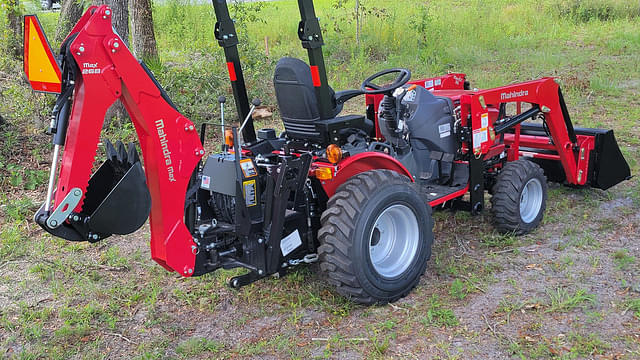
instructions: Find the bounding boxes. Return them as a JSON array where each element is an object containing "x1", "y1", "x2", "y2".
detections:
[{"x1": 34, "y1": 6, "x2": 203, "y2": 276}]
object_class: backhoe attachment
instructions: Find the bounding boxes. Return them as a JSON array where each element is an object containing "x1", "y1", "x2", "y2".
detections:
[{"x1": 26, "y1": 7, "x2": 204, "y2": 276}]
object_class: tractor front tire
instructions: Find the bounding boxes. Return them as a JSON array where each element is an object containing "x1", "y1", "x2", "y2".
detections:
[
  {"x1": 491, "y1": 159, "x2": 547, "y2": 235},
  {"x1": 318, "y1": 170, "x2": 433, "y2": 305}
]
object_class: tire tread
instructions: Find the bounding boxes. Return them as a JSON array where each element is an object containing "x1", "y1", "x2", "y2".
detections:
[{"x1": 318, "y1": 170, "x2": 429, "y2": 305}]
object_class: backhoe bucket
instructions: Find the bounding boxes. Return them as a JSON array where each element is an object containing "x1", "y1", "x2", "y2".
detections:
[
  {"x1": 83, "y1": 161, "x2": 151, "y2": 236},
  {"x1": 35, "y1": 141, "x2": 151, "y2": 242}
]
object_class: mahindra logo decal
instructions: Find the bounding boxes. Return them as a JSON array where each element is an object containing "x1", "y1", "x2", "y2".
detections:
[
  {"x1": 155, "y1": 119, "x2": 176, "y2": 182},
  {"x1": 500, "y1": 90, "x2": 529, "y2": 100}
]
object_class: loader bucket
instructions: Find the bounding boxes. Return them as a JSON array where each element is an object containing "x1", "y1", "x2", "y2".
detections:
[
  {"x1": 576, "y1": 127, "x2": 631, "y2": 190},
  {"x1": 520, "y1": 124, "x2": 630, "y2": 190}
]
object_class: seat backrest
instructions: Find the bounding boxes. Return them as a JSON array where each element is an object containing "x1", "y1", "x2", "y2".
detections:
[{"x1": 273, "y1": 57, "x2": 329, "y2": 142}]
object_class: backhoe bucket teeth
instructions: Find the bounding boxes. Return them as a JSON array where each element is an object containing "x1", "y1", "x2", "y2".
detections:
[{"x1": 80, "y1": 141, "x2": 151, "y2": 241}]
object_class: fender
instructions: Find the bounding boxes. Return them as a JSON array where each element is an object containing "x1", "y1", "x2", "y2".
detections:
[{"x1": 319, "y1": 151, "x2": 414, "y2": 198}]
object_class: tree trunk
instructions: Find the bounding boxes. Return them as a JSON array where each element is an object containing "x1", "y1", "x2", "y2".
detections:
[
  {"x1": 129, "y1": 0, "x2": 157, "y2": 61},
  {"x1": 355, "y1": 0, "x2": 360, "y2": 47},
  {"x1": 93, "y1": 0, "x2": 129, "y2": 127},
  {"x1": 6, "y1": 0, "x2": 21, "y2": 56},
  {"x1": 55, "y1": 0, "x2": 86, "y2": 46},
  {"x1": 94, "y1": 0, "x2": 129, "y2": 45}
]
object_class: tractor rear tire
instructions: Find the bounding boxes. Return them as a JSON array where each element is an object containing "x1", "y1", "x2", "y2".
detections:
[
  {"x1": 318, "y1": 170, "x2": 433, "y2": 305},
  {"x1": 491, "y1": 159, "x2": 547, "y2": 235}
]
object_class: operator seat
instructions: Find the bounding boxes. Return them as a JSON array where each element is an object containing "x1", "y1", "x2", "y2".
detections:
[{"x1": 274, "y1": 57, "x2": 371, "y2": 144}]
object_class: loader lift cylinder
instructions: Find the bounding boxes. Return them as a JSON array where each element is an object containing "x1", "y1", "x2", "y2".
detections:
[{"x1": 212, "y1": 0, "x2": 256, "y2": 143}]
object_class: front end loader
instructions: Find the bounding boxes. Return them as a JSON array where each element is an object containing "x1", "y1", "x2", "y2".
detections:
[{"x1": 24, "y1": 0, "x2": 631, "y2": 304}]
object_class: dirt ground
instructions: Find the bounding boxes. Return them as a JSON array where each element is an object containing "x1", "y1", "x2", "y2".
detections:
[{"x1": 1, "y1": 169, "x2": 639, "y2": 359}]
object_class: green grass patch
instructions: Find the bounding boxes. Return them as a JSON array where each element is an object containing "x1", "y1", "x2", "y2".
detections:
[
  {"x1": 449, "y1": 278, "x2": 468, "y2": 300},
  {"x1": 566, "y1": 332, "x2": 610, "y2": 357},
  {"x1": 175, "y1": 337, "x2": 223, "y2": 357},
  {"x1": 545, "y1": 288, "x2": 596, "y2": 313},
  {"x1": 625, "y1": 297, "x2": 640, "y2": 319},
  {"x1": 0, "y1": 223, "x2": 27, "y2": 260},
  {"x1": 612, "y1": 249, "x2": 636, "y2": 270},
  {"x1": 2, "y1": 197, "x2": 36, "y2": 222},
  {"x1": 480, "y1": 232, "x2": 517, "y2": 248},
  {"x1": 420, "y1": 295, "x2": 459, "y2": 328}
]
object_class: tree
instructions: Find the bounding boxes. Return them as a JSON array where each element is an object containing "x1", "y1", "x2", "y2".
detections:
[
  {"x1": 5, "y1": 0, "x2": 21, "y2": 56},
  {"x1": 94, "y1": 0, "x2": 128, "y2": 45},
  {"x1": 129, "y1": 0, "x2": 157, "y2": 61},
  {"x1": 55, "y1": 0, "x2": 86, "y2": 46},
  {"x1": 93, "y1": 0, "x2": 129, "y2": 126}
]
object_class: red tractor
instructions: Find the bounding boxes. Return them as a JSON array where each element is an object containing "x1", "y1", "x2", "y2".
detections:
[{"x1": 24, "y1": 0, "x2": 630, "y2": 304}]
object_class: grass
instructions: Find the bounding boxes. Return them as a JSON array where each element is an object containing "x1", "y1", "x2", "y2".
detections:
[
  {"x1": 420, "y1": 295, "x2": 459, "y2": 328},
  {"x1": 612, "y1": 249, "x2": 636, "y2": 271},
  {"x1": 546, "y1": 288, "x2": 597, "y2": 313},
  {"x1": 1, "y1": 0, "x2": 640, "y2": 358},
  {"x1": 175, "y1": 337, "x2": 223, "y2": 357},
  {"x1": 626, "y1": 298, "x2": 640, "y2": 319}
]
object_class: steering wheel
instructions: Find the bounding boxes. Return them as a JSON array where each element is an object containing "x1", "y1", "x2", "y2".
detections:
[{"x1": 360, "y1": 68, "x2": 411, "y2": 95}]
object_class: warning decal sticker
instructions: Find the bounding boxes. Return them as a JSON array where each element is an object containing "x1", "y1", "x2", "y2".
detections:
[{"x1": 243, "y1": 180, "x2": 257, "y2": 207}]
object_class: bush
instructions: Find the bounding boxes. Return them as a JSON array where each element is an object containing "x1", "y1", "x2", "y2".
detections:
[{"x1": 553, "y1": 0, "x2": 640, "y2": 22}]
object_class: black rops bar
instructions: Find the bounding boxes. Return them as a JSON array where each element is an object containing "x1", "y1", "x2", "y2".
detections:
[
  {"x1": 297, "y1": 0, "x2": 334, "y2": 120},
  {"x1": 212, "y1": 0, "x2": 256, "y2": 143}
]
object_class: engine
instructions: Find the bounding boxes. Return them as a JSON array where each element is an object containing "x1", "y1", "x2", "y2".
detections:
[{"x1": 378, "y1": 85, "x2": 458, "y2": 181}]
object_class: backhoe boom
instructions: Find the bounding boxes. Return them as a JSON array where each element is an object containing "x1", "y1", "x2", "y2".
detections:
[{"x1": 32, "y1": 6, "x2": 204, "y2": 276}]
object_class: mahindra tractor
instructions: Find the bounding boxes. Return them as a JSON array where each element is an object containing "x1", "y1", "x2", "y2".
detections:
[{"x1": 23, "y1": 0, "x2": 630, "y2": 304}]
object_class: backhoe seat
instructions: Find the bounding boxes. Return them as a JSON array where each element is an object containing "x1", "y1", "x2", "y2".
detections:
[{"x1": 274, "y1": 57, "x2": 371, "y2": 144}]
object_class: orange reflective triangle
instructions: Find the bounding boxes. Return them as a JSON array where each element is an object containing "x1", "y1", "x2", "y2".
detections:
[{"x1": 23, "y1": 15, "x2": 62, "y2": 94}]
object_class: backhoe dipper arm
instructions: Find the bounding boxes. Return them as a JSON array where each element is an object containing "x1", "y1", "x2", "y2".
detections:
[{"x1": 46, "y1": 6, "x2": 204, "y2": 276}]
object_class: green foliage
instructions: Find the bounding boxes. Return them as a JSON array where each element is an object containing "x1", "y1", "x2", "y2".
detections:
[
  {"x1": 0, "y1": 223, "x2": 26, "y2": 260},
  {"x1": 100, "y1": 246, "x2": 129, "y2": 269},
  {"x1": 420, "y1": 295, "x2": 459, "y2": 327},
  {"x1": 2, "y1": 163, "x2": 48, "y2": 190},
  {"x1": 552, "y1": 0, "x2": 640, "y2": 23},
  {"x1": 449, "y1": 278, "x2": 467, "y2": 300},
  {"x1": 0, "y1": 0, "x2": 22, "y2": 55},
  {"x1": 3, "y1": 197, "x2": 35, "y2": 222}
]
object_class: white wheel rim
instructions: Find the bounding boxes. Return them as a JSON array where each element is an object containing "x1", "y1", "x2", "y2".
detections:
[
  {"x1": 520, "y1": 178, "x2": 543, "y2": 223},
  {"x1": 368, "y1": 204, "x2": 420, "y2": 278}
]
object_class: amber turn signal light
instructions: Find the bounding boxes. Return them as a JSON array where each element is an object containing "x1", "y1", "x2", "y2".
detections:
[
  {"x1": 326, "y1": 144, "x2": 343, "y2": 164},
  {"x1": 315, "y1": 167, "x2": 333, "y2": 180},
  {"x1": 225, "y1": 129, "x2": 234, "y2": 148}
]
